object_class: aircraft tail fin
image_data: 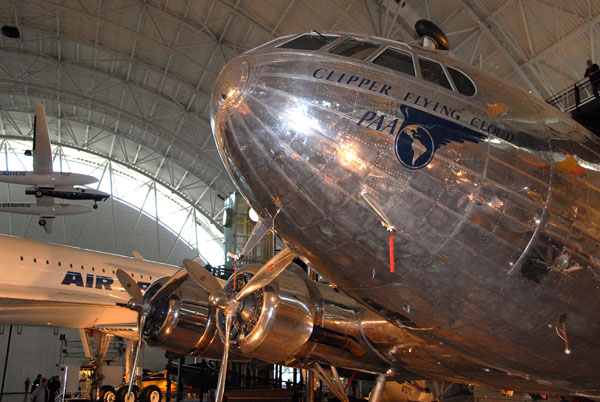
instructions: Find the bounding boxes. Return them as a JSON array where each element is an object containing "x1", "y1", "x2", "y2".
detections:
[{"x1": 32, "y1": 104, "x2": 53, "y2": 175}]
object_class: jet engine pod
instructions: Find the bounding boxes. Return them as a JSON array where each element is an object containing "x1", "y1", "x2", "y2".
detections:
[
  {"x1": 141, "y1": 277, "x2": 222, "y2": 357},
  {"x1": 415, "y1": 19, "x2": 450, "y2": 50},
  {"x1": 219, "y1": 263, "x2": 315, "y2": 363}
]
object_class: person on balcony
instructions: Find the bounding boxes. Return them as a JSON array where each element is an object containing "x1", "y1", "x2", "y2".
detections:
[{"x1": 584, "y1": 59, "x2": 599, "y2": 98}]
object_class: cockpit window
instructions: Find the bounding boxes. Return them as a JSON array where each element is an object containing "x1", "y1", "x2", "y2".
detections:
[
  {"x1": 373, "y1": 48, "x2": 415, "y2": 76},
  {"x1": 329, "y1": 39, "x2": 379, "y2": 60},
  {"x1": 278, "y1": 33, "x2": 339, "y2": 50},
  {"x1": 418, "y1": 57, "x2": 452, "y2": 90},
  {"x1": 447, "y1": 67, "x2": 476, "y2": 96}
]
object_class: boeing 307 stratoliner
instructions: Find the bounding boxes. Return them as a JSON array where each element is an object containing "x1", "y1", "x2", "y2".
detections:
[{"x1": 206, "y1": 21, "x2": 600, "y2": 399}]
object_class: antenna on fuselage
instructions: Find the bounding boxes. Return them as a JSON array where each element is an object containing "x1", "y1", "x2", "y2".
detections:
[
  {"x1": 415, "y1": 20, "x2": 450, "y2": 51},
  {"x1": 312, "y1": 30, "x2": 328, "y2": 42}
]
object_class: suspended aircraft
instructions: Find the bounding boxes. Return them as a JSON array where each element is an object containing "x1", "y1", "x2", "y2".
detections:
[
  {"x1": 204, "y1": 20, "x2": 600, "y2": 399},
  {"x1": 0, "y1": 104, "x2": 110, "y2": 233}
]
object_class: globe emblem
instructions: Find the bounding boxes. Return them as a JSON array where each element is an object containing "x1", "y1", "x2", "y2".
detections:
[{"x1": 395, "y1": 124, "x2": 435, "y2": 169}]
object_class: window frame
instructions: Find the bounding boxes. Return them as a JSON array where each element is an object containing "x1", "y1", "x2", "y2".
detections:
[
  {"x1": 416, "y1": 55, "x2": 454, "y2": 92},
  {"x1": 446, "y1": 66, "x2": 477, "y2": 97},
  {"x1": 371, "y1": 46, "x2": 417, "y2": 77},
  {"x1": 277, "y1": 33, "x2": 341, "y2": 52},
  {"x1": 327, "y1": 37, "x2": 382, "y2": 61}
]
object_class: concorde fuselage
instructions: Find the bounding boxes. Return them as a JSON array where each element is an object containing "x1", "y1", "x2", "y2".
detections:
[
  {"x1": 0, "y1": 235, "x2": 177, "y2": 329},
  {"x1": 211, "y1": 33, "x2": 600, "y2": 394}
]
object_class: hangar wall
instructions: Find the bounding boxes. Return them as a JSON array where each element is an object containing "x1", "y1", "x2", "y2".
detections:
[{"x1": 0, "y1": 326, "x2": 167, "y2": 402}]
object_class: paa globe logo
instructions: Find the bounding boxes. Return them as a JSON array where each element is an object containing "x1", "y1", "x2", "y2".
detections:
[
  {"x1": 394, "y1": 105, "x2": 487, "y2": 169},
  {"x1": 395, "y1": 124, "x2": 435, "y2": 169}
]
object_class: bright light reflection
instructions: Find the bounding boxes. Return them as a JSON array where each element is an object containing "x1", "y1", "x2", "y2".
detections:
[
  {"x1": 338, "y1": 144, "x2": 366, "y2": 170},
  {"x1": 285, "y1": 103, "x2": 321, "y2": 133},
  {"x1": 0, "y1": 140, "x2": 224, "y2": 265}
]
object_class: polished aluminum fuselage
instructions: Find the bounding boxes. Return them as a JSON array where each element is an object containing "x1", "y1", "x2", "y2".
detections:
[{"x1": 211, "y1": 33, "x2": 600, "y2": 394}]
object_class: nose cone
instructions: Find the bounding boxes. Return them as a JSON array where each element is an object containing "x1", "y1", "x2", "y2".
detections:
[{"x1": 211, "y1": 58, "x2": 249, "y2": 113}]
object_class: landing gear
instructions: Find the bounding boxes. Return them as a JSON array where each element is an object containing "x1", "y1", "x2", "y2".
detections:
[
  {"x1": 116, "y1": 386, "x2": 138, "y2": 402},
  {"x1": 35, "y1": 190, "x2": 43, "y2": 198},
  {"x1": 98, "y1": 385, "x2": 116, "y2": 402},
  {"x1": 93, "y1": 203, "x2": 98, "y2": 209},
  {"x1": 140, "y1": 386, "x2": 161, "y2": 402},
  {"x1": 38, "y1": 218, "x2": 46, "y2": 227}
]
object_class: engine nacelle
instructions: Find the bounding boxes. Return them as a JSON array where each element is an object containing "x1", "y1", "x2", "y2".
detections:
[
  {"x1": 141, "y1": 277, "x2": 224, "y2": 358},
  {"x1": 225, "y1": 264, "x2": 315, "y2": 363},
  {"x1": 224, "y1": 263, "x2": 409, "y2": 374}
]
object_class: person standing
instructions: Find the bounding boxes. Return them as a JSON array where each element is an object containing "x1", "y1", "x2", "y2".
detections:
[
  {"x1": 24, "y1": 378, "x2": 31, "y2": 402},
  {"x1": 30, "y1": 378, "x2": 48, "y2": 402},
  {"x1": 47, "y1": 376, "x2": 60, "y2": 402},
  {"x1": 31, "y1": 375, "x2": 42, "y2": 393},
  {"x1": 584, "y1": 59, "x2": 600, "y2": 98}
]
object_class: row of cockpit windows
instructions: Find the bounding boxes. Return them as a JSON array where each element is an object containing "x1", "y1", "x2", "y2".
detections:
[{"x1": 277, "y1": 34, "x2": 476, "y2": 97}]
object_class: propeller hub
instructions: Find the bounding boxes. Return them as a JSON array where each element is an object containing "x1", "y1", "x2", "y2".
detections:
[
  {"x1": 209, "y1": 292, "x2": 235, "y2": 311},
  {"x1": 127, "y1": 299, "x2": 148, "y2": 313}
]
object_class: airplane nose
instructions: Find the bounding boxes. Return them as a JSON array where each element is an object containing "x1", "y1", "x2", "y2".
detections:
[{"x1": 212, "y1": 57, "x2": 249, "y2": 112}]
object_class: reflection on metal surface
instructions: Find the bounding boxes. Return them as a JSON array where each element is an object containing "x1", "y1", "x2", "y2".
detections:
[
  {"x1": 487, "y1": 102, "x2": 509, "y2": 117},
  {"x1": 210, "y1": 29, "x2": 600, "y2": 395}
]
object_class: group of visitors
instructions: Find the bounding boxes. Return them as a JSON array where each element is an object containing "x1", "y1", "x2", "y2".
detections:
[{"x1": 24, "y1": 374, "x2": 61, "y2": 402}]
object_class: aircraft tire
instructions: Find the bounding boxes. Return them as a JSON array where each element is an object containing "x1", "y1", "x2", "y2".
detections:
[
  {"x1": 38, "y1": 219, "x2": 46, "y2": 227},
  {"x1": 116, "y1": 386, "x2": 139, "y2": 402},
  {"x1": 35, "y1": 190, "x2": 43, "y2": 198},
  {"x1": 93, "y1": 203, "x2": 98, "y2": 209},
  {"x1": 141, "y1": 386, "x2": 161, "y2": 402},
  {"x1": 98, "y1": 385, "x2": 116, "y2": 402}
]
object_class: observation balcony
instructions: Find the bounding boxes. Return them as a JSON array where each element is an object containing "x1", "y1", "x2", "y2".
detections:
[{"x1": 546, "y1": 77, "x2": 600, "y2": 136}]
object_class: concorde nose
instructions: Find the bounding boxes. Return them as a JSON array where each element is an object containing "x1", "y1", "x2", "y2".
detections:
[{"x1": 211, "y1": 57, "x2": 250, "y2": 114}]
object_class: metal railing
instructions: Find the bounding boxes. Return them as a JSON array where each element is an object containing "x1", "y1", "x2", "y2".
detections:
[{"x1": 546, "y1": 77, "x2": 598, "y2": 113}]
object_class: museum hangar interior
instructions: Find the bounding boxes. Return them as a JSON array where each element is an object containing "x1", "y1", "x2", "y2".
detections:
[{"x1": 0, "y1": 0, "x2": 599, "y2": 401}]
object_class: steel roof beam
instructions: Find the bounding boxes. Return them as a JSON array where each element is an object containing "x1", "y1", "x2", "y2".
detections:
[
  {"x1": 459, "y1": 0, "x2": 542, "y2": 98},
  {"x1": 30, "y1": 0, "x2": 218, "y2": 78}
]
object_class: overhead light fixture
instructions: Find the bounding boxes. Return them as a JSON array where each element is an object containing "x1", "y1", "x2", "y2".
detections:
[{"x1": 248, "y1": 208, "x2": 259, "y2": 223}]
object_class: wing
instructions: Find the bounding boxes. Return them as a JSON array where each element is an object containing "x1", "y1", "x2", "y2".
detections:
[
  {"x1": 0, "y1": 298, "x2": 137, "y2": 331},
  {"x1": 33, "y1": 104, "x2": 53, "y2": 175},
  {"x1": 399, "y1": 104, "x2": 487, "y2": 151}
]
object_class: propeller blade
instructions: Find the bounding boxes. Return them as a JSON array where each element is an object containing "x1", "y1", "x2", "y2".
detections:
[
  {"x1": 149, "y1": 268, "x2": 189, "y2": 304},
  {"x1": 214, "y1": 312, "x2": 232, "y2": 402},
  {"x1": 183, "y1": 258, "x2": 223, "y2": 294},
  {"x1": 234, "y1": 247, "x2": 297, "y2": 302},
  {"x1": 116, "y1": 269, "x2": 143, "y2": 301},
  {"x1": 238, "y1": 217, "x2": 273, "y2": 259},
  {"x1": 127, "y1": 313, "x2": 146, "y2": 400}
]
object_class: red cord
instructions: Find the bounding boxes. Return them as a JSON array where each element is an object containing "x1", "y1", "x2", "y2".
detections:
[
  {"x1": 389, "y1": 235, "x2": 394, "y2": 273},
  {"x1": 344, "y1": 371, "x2": 356, "y2": 391},
  {"x1": 233, "y1": 262, "x2": 237, "y2": 292}
]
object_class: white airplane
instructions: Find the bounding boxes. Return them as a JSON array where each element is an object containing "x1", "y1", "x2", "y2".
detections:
[
  {"x1": 0, "y1": 104, "x2": 110, "y2": 233},
  {"x1": 0, "y1": 233, "x2": 183, "y2": 402},
  {"x1": 0, "y1": 233, "x2": 178, "y2": 333}
]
